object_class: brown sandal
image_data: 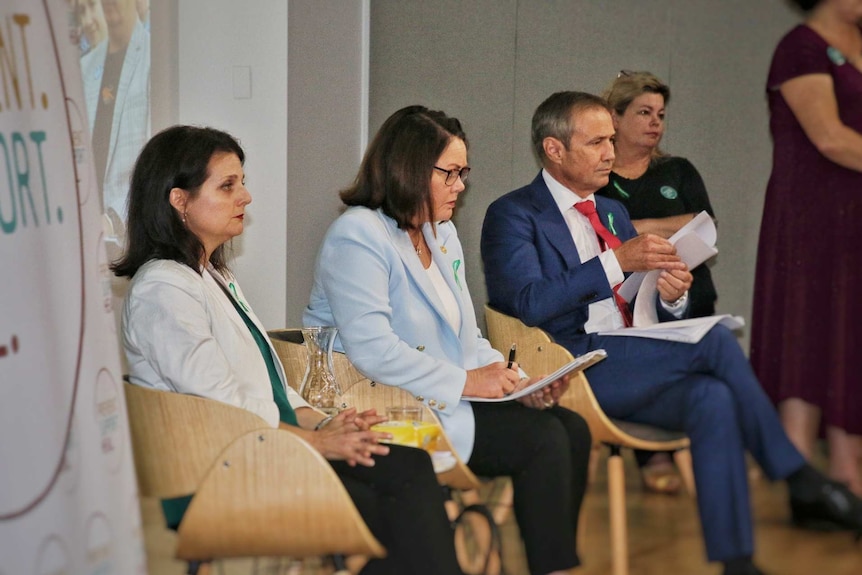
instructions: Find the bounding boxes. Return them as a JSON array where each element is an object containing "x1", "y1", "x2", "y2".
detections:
[{"x1": 641, "y1": 459, "x2": 682, "y2": 495}]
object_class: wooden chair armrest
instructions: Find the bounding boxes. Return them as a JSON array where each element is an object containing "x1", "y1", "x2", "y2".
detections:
[
  {"x1": 176, "y1": 428, "x2": 385, "y2": 561},
  {"x1": 124, "y1": 383, "x2": 270, "y2": 498},
  {"x1": 560, "y1": 373, "x2": 688, "y2": 451}
]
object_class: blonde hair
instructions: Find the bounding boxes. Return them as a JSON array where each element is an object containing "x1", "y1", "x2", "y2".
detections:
[{"x1": 603, "y1": 70, "x2": 670, "y2": 158}]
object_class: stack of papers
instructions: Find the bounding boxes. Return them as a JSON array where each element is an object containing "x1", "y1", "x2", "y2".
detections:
[
  {"x1": 600, "y1": 211, "x2": 744, "y2": 343},
  {"x1": 603, "y1": 314, "x2": 745, "y2": 344}
]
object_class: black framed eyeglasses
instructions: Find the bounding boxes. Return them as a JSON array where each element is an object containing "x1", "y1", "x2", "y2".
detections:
[{"x1": 433, "y1": 165, "x2": 471, "y2": 185}]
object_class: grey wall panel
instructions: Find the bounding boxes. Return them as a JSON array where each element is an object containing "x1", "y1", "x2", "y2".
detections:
[
  {"x1": 370, "y1": 0, "x2": 801, "y2": 350},
  {"x1": 370, "y1": 0, "x2": 518, "y2": 318},
  {"x1": 511, "y1": 0, "x2": 674, "y2": 183},
  {"x1": 667, "y1": 0, "x2": 799, "y2": 350},
  {"x1": 287, "y1": 1, "x2": 366, "y2": 326}
]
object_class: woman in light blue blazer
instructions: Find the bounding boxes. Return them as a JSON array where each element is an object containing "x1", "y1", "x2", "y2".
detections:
[{"x1": 304, "y1": 106, "x2": 593, "y2": 575}]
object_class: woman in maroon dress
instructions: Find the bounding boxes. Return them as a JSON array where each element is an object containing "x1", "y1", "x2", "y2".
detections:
[{"x1": 751, "y1": 0, "x2": 862, "y2": 497}]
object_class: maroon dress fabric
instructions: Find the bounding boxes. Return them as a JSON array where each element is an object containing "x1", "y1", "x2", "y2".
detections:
[{"x1": 750, "y1": 25, "x2": 862, "y2": 434}]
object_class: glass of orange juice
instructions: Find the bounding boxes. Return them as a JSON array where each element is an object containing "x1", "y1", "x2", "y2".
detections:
[{"x1": 372, "y1": 406, "x2": 441, "y2": 453}]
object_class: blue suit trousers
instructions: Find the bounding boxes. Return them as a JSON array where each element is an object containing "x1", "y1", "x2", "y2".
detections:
[{"x1": 559, "y1": 325, "x2": 806, "y2": 561}]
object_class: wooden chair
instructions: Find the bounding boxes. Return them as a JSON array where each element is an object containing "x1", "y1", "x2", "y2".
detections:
[
  {"x1": 268, "y1": 328, "x2": 511, "y2": 575},
  {"x1": 124, "y1": 383, "x2": 385, "y2": 573},
  {"x1": 483, "y1": 306, "x2": 696, "y2": 575}
]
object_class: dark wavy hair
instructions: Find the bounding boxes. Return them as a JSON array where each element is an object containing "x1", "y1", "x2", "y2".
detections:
[
  {"x1": 340, "y1": 105, "x2": 467, "y2": 230},
  {"x1": 531, "y1": 91, "x2": 610, "y2": 163},
  {"x1": 111, "y1": 125, "x2": 245, "y2": 278},
  {"x1": 787, "y1": 0, "x2": 821, "y2": 11}
]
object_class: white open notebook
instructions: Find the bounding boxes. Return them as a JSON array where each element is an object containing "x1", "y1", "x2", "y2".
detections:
[{"x1": 465, "y1": 349, "x2": 607, "y2": 402}]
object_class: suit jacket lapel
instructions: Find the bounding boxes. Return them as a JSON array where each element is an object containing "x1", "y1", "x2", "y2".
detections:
[
  {"x1": 529, "y1": 174, "x2": 583, "y2": 270},
  {"x1": 594, "y1": 196, "x2": 619, "y2": 239}
]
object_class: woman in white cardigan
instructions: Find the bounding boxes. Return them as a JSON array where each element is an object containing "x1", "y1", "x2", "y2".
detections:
[
  {"x1": 304, "y1": 106, "x2": 593, "y2": 575},
  {"x1": 114, "y1": 125, "x2": 463, "y2": 575}
]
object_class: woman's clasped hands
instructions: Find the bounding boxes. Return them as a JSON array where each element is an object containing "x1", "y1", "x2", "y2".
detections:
[{"x1": 297, "y1": 407, "x2": 393, "y2": 467}]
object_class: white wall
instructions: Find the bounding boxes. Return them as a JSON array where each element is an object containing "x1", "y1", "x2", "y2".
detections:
[
  {"x1": 175, "y1": 0, "x2": 289, "y2": 326},
  {"x1": 153, "y1": 1, "x2": 367, "y2": 329}
]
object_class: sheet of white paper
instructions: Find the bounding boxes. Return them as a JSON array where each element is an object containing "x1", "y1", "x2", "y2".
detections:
[
  {"x1": 598, "y1": 315, "x2": 745, "y2": 344},
  {"x1": 675, "y1": 233, "x2": 718, "y2": 269},
  {"x1": 618, "y1": 211, "x2": 717, "y2": 303},
  {"x1": 632, "y1": 270, "x2": 660, "y2": 327},
  {"x1": 618, "y1": 270, "x2": 645, "y2": 303},
  {"x1": 668, "y1": 211, "x2": 716, "y2": 246}
]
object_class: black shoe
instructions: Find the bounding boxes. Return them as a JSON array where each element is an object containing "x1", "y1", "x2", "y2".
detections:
[
  {"x1": 790, "y1": 479, "x2": 862, "y2": 536},
  {"x1": 722, "y1": 563, "x2": 766, "y2": 575},
  {"x1": 722, "y1": 558, "x2": 767, "y2": 575}
]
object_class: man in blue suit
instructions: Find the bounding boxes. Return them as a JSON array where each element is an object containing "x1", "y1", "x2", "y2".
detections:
[{"x1": 481, "y1": 91, "x2": 862, "y2": 575}]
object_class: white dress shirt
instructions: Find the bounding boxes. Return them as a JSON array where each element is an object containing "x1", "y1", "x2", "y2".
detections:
[{"x1": 542, "y1": 170, "x2": 626, "y2": 333}]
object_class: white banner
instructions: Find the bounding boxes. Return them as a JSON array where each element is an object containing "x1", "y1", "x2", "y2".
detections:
[{"x1": 0, "y1": 1, "x2": 146, "y2": 573}]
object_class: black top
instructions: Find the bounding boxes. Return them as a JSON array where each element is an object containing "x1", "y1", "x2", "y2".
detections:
[{"x1": 596, "y1": 156, "x2": 717, "y2": 317}]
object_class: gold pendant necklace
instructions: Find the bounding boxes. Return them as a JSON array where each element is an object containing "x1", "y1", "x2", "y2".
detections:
[{"x1": 410, "y1": 232, "x2": 424, "y2": 256}]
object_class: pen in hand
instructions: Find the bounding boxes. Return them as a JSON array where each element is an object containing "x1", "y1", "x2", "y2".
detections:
[{"x1": 505, "y1": 344, "x2": 517, "y2": 396}]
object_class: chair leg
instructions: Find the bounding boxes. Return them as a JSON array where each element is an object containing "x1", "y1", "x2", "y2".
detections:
[
  {"x1": 447, "y1": 484, "x2": 506, "y2": 575},
  {"x1": 673, "y1": 448, "x2": 697, "y2": 498},
  {"x1": 607, "y1": 445, "x2": 629, "y2": 575},
  {"x1": 588, "y1": 443, "x2": 603, "y2": 485},
  {"x1": 489, "y1": 478, "x2": 514, "y2": 526}
]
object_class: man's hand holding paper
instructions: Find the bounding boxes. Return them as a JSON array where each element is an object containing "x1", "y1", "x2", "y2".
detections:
[
  {"x1": 619, "y1": 211, "x2": 718, "y2": 310},
  {"x1": 599, "y1": 211, "x2": 744, "y2": 342}
]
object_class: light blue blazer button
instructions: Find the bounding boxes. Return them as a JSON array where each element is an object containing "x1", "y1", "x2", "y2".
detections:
[
  {"x1": 439, "y1": 402, "x2": 447, "y2": 410},
  {"x1": 428, "y1": 399, "x2": 437, "y2": 407},
  {"x1": 416, "y1": 345, "x2": 426, "y2": 351},
  {"x1": 415, "y1": 395, "x2": 424, "y2": 402}
]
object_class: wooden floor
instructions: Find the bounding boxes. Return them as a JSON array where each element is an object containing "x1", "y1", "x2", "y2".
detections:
[{"x1": 141, "y1": 449, "x2": 862, "y2": 575}]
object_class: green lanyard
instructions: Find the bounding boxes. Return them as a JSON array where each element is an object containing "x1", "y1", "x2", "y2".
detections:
[{"x1": 219, "y1": 279, "x2": 298, "y2": 426}]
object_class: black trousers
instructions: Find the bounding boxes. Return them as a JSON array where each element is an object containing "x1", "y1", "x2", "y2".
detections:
[
  {"x1": 331, "y1": 444, "x2": 462, "y2": 575},
  {"x1": 467, "y1": 402, "x2": 591, "y2": 575}
]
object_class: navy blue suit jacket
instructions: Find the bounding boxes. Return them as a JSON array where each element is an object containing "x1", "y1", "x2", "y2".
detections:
[{"x1": 481, "y1": 172, "x2": 672, "y2": 355}]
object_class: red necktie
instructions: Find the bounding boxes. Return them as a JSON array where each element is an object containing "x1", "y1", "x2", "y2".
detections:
[{"x1": 574, "y1": 201, "x2": 633, "y2": 327}]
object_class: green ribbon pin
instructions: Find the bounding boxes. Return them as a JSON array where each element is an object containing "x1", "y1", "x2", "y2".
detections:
[
  {"x1": 229, "y1": 282, "x2": 250, "y2": 312},
  {"x1": 612, "y1": 181, "x2": 630, "y2": 199}
]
